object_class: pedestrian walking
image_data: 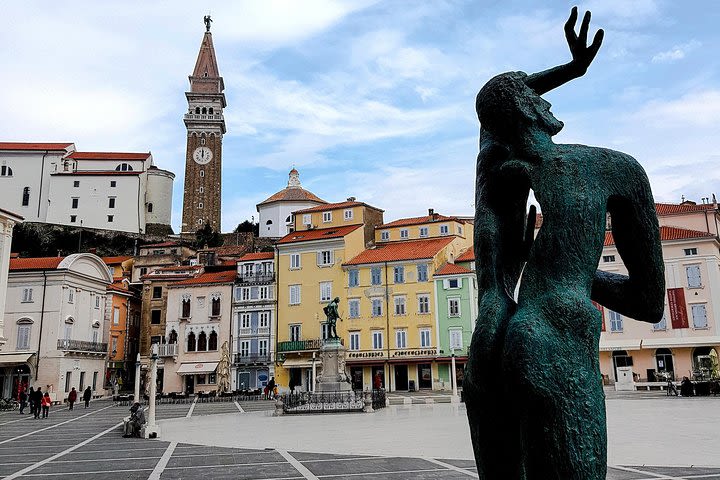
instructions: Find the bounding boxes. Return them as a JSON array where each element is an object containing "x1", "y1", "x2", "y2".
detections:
[
  {"x1": 41, "y1": 392, "x2": 51, "y2": 418},
  {"x1": 27, "y1": 387, "x2": 35, "y2": 416},
  {"x1": 32, "y1": 388, "x2": 43, "y2": 419},
  {"x1": 83, "y1": 386, "x2": 92, "y2": 408},
  {"x1": 267, "y1": 377, "x2": 276, "y2": 400},
  {"x1": 19, "y1": 388, "x2": 27, "y2": 414},
  {"x1": 67, "y1": 387, "x2": 77, "y2": 410}
]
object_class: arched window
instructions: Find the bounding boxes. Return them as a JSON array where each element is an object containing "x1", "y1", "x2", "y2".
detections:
[
  {"x1": 147, "y1": 203, "x2": 153, "y2": 213},
  {"x1": 1, "y1": 165, "x2": 12, "y2": 176},
  {"x1": 208, "y1": 107, "x2": 213, "y2": 114},
  {"x1": 22, "y1": 187, "x2": 30, "y2": 206},
  {"x1": 181, "y1": 298, "x2": 191, "y2": 318},
  {"x1": 168, "y1": 329, "x2": 178, "y2": 344},
  {"x1": 201, "y1": 107, "x2": 207, "y2": 114},
  {"x1": 211, "y1": 297, "x2": 221, "y2": 316},
  {"x1": 16, "y1": 318, "x2": 32, "y2": 350},
  {"x1": 195, "y1": 107, "x2": 200, "y2": 114},
  {"x1": 692, "y1": 347, "x2": 718, "y2": 379},
  {"x1": 115, "y1": 163, "x2": 133, "y2": 172},
  {"x1": 187, "y1": 331, "x2": 196, "y2": 352},
  {"x1": 655, "y1": 348, "x2": 674, "y2": 380},
  {"x1": 266, "y1": 220, "x2": 273, "y2": 225},
  {"x1": 208, "y1": 330, "x2": 218, "y2": 351},
  {"x1": 198, "y1": 331, "x2": 207, "y2": 351}
]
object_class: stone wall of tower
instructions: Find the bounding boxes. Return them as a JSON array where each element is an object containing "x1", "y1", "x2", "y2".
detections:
[{"x1": 182, "y1": 132, "x2": 222, "y2": 233}]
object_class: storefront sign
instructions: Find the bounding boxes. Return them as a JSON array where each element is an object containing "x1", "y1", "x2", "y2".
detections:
[
  {"x1": 347, "y1": 351, "x2": 387, "y2": 359},
  {"x1": 667, "y1": 288, "x2": 689, "y2": 329},
  {"x1": 392, "y1": 349, "x2": 436, "y2": 357}
]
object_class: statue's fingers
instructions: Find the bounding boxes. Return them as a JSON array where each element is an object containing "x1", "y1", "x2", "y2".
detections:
[
  {"x1": 578, "y1": 10, "x2": 591, "y2": 46},
  {"x1": 588, "y1": 29, "x2": 604, "y2": 58},
  {"x1": 564, "y1": 6, "x2": 578, "y2": 43}
]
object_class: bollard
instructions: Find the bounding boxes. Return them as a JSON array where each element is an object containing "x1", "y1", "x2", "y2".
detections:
[
  {"x1": 273, "y1": 396, "x2": 284, "y2": 416},
  {"x1": 363, "y1": 390, "x2": 374, "y2": 413}
]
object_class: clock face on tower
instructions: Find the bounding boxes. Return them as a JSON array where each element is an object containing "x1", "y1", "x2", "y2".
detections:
[{"x1": 192, "y1": 146, "x2": 213, "y2": 164}]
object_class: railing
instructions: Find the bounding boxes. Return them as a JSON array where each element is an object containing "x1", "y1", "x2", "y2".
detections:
[
  {"x1": 279, "y1": 389, "x2": 385, "y2": 413},
  {"x1": 238, "y1": 327, "x2": 270, "y2": 336},
  {"x1": 57, "y1": 339, "x2": 108, "y2": 353},
  {"x1": 183, "y1": 113, "x2": 224, "y2": 121},
  {"x1": 277, "y1": 338, "x2": 343, "y2": 353},
  {"x1": 257, "y1": 326, "x2": 270, "y2": 335},
  {"x1": 158, "y1": 343, "x2": 178, "y2": 357},
  {"x1": 371, "y1": 388, "x2": 387, "y2": 410},
  {"x1": 237, "y1": 273, "x2": 275, "y2": 284},
  {"x1": 233, "y1": 353, "x2": 272, "y2": 364}
]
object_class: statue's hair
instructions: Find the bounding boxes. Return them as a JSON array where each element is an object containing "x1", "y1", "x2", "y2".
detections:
[{"x1": 476, "y1": 71, "x2": 530, "y2": 138}]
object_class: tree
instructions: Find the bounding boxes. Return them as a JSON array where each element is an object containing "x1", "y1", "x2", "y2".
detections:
[
  {"x1": 194, "y1": 224, "x2": 222, "y2": 249},
  {"x1": 234, "y1": 220, "x2": 259, "y2": 235}
]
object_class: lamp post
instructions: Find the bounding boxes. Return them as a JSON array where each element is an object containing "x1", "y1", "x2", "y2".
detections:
[
  {"x1": 133, "y1": 353, "x2": 141, "y2": 402},
  {"x1": 142, "y1": 345, "x2": 160, "y2": 438},
  {"x1": 450, "y1": 347, "x2": 459, "y2": 402},
  {"x1": 311, "y1": 352, "x2": 317, "y2": 392}
]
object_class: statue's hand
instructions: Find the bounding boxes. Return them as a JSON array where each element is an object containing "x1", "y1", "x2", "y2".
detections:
[{"x1": 564, "y1": 6, "x2": 604, "y2": 74}]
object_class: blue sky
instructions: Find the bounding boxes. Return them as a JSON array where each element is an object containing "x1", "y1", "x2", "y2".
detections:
[{"x1": 1, "y1": 1, "x2": 718, "y2": 232}]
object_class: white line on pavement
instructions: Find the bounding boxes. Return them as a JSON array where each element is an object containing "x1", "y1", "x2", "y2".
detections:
[
  {"x1": 0, "y1": 404, "x2": 115, "y2": 446},
  {"x1": 186, "y1": 396, "x2": 198, "y2": 417},
  {"x1": 148, "y1": 441, "x2": 177, "y2": 480},
  {"x1": 234, "y1": 401, "x2": 245, "y2": 413},
  {"x1": 0, "y1": 415, "x2": 34, "y2": 427},
  {"x1": 423, "y1": 458, "x2": 479, "y2": 478},
  {"x1": 610, "y1": 465, "x2": 677, "y2": 479},
  {"x1": 3, "y1": 421, "x2": 122, "y2": 480},
  {"x1": 277, "y1": 449, "x2": 320, "y2": 480}
]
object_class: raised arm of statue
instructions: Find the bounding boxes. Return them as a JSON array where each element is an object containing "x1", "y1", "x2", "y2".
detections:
[{"x1": 524, "y1": 7, "x2": 604, "y2": 95}]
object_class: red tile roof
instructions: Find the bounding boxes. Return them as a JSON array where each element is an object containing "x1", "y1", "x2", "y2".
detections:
[
  {"x1": 257, "y1": 187, "x2": 326, "y2": 206},
  {"x1": 52, "y1": 171, "x2": 142, "y2": 176},
  {"x1": 344, "y1": 237, "x2": 455, "y2": 266},
  {"x1": 237, "y1": 252, "x2": 274, "y2": 262},
  {"x1": 456, "y1": 248, "x2": 475, "y2": 262},
  {"x1": 380, "y1": 213, "x2": 458, "y2": 229},
  {"x1": 434, "y1": 263, "x2": 473, "y2": 276},
  {"x1": 101, "y1": 256, "x2": 133, "y2": 264},
  {"x1": 294, "y1": 200, "x2": 383, "y2": 214},
  {"x1": 10, "y1": 257, "x2": 64, "y2": 271},
  {"x1": 0, "y1": 142, "x2": 73, "y2": 151},
  {"x1": 173, "y1": 270, "x2": 237, "y2": 286},
  {"x1": 605, "y1": 226, "x2": 715, "y2": 246},
  {"x1": 66, "y1": 152, "x2": 150, "y2": 160},
  {"x1": 655, "y1": 202, "x2": 716, "y2": 216},
  {"x1": 276, "y1": 225, "x2": 362, "y2": 245}
]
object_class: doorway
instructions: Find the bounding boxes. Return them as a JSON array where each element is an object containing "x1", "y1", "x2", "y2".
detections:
[
  {"x1": 371, "y1": 366, "x2": 385, "y2": 389},
  {"x1": 611, "y1": 350, "x2": 633, "y2": 381},
  {"x1": 185, "y1": 375, "x2": 195, "y2": 394},
  {"x1": 418, "y1": 364, "x2": 432, "y2": 389},
  {"x1": 238, "y1": 371, "x2": 251, "y2": 391},
  {"x1": 289, "y1": 368, "x2": 303, "y2": 392},
  {"x1": 351, "y1": 367, "x2": 363, "y2": 390},
  {"x1": 655, "y1": 348, "x2": 674, "y2": 380},
  {"x1": 394, "y1": 365, "x2": 408, "y2": 391}
]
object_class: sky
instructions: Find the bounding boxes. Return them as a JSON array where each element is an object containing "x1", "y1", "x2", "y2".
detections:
[{"x1": 1, "y1": 1, "x2": 718, "y2": 233}]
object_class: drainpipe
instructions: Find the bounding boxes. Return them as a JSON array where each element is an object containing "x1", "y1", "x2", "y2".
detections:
[{"x1": 35, "y1": 271, "x2": 48, "y2": 381}]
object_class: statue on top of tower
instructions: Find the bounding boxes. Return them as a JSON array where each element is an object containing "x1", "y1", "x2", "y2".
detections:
[{"x1": 204, "y1": 15, "x2": 212, "y2": 32}]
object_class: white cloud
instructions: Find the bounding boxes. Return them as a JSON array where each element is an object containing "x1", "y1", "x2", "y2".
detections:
[
  {"x1": 651, "y1": 40, "x2": 701, "y2": 63},
  {"x1": 630, "y1": 89, "x2": 720, "y2": 128}
]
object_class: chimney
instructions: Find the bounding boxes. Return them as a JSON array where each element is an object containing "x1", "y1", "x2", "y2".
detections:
[
  {"x1": 347, "y1": 197, "x2": 356, "y2": 202},
  {"x1": 428, "y1": 208, "x2": 434, "y2": 216}
]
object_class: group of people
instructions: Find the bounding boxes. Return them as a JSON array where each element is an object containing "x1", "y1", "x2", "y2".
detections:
[
  {"x1": 263, "y1": 377, "x2": 277, "y2": 399},
  {"x1": 17, "y1": 386, "x2": 92, "y2": 419},
  {"x1": 67, "y1": 387, "x2": 93, "y2": 410}
]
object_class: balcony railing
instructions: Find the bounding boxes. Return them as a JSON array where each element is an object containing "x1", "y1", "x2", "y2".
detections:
[
  {"x1": 233, "y1": 353, "x2": 272, "y2": 364},
  {"x1": 237, "y1": 326, "x2": 271, "y2": 337},
  {"x1": 183, "y1": 113, "x2": 224, "y2": 121},
  {"x1": 158, "y1": 343, "x2": 178, "y2": 357},
  {"x1": 237, "y1": 273, "x2": 275, "y2": 284},
  {"x1": 277, "y1": 338, "x2": 343, "y2": 353},
  {"x1": 57, "y1": 339, "x2": 108, "y2": 354}
]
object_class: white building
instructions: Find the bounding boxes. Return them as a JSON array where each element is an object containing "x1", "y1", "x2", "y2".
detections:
[
  {"x1": 256, "y1": 168, "x2": 326, "y2": 238},
  {"x1": 0, "y1": 208, "x2": 23, "y2": 347},
  {"x1": 0, "y1": 143, "x2": 174, "y2": 234},
  {"x1": 1, "y1": 253, "x2": 112, "y2": 401}
]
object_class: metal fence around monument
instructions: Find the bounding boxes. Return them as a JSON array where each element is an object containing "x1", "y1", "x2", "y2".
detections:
[{"x1": 280, "y1": 389, "x2": 387, "y2": 414}]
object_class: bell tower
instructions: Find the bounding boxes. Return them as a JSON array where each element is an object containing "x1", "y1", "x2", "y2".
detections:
[{"x1": 181, "y1": 16, "x2": 226, "y2": 234}]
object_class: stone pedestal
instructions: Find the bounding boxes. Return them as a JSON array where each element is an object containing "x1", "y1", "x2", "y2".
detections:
[{"x1": 316, "y1": 338, "x2": 352, "y2": 393}]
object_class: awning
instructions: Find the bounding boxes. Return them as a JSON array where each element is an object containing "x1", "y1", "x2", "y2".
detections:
[
  {"x1": 599, "y1": 340, "x2": 642, "y2": 352},
  {"x1": 176, "y1": 362, "x2": 218, "y2": 375},
  {"x1": 0, "y1": 353, "x2": 34, "y2": 366},
  {"x1": 641, "y1": 337, "x2": 720, "y2": 349},
  {"x1": 282, "y1": 358, "x2": 313, "y2": 368}
]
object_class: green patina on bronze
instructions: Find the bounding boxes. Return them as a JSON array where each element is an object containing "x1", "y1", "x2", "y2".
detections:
[{"x1": 464, "y1": 8, "x2": 665, "y2": 479}]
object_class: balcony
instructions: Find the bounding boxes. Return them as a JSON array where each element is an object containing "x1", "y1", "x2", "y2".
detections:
[
  {"x1": 57, "y1": 339, "x2": 108, "y2": 355},
  {"x1": 238, "y1": 327, "x2": 252, "y2": 336},
  {"x1": 237, "y1": 273, "x2": 275, "y2": 284},
  {"x1": 183, "y1": 113, "x2": 224, "y2": 122},
  {"x1": 238, "y1": 326, "x2": 271, "y2": 337},
  {"x1": 234, "y1": 353, "x2": 272, "y2": 365},
  {"x1": 277, "y1": 338, "x2": 343, "y2": 353},
  {"x1": 158, "y1": 343, "x2": 178, "y2": 357}
]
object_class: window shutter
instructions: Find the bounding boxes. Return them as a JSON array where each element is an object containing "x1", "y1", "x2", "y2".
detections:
[{"x1": 686, "y1": 265, "x2": 702, "y2": 288}]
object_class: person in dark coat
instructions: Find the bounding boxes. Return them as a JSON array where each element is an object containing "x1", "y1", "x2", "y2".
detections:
[
  {"x1": 19, "y1": 389, "x2": 27, "y2": 414},
  {"x1": 68, "y1": 387, "x2": 77, "y2": 410},
  {"x1": 83, "y1": 387, "x2": 92, "y2": 408},
  {"x1": 266, "y1": 377, "x2": 276, "y2": 399},
  {"x1": 27, "y1": 387, "x2": 35, "y2": 416},
  {"x1": 32, "y1": 388, "x2": 43, "y2": 419},
  {"x1": 680, "y1": 376, "x2": 694, "y2": 397}
]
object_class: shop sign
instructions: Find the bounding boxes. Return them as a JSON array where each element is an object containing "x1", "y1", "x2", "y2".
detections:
[
  {"x1": 348, "y1": 351, "x2": 387, "y2": 359},
  {"x1": 392, "y1": 349, "x2": 435, "y2": 357}
]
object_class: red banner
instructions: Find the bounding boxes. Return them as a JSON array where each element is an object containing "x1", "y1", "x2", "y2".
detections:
[
  {"x1": 591, "y1": 301, "x2": 605, "y2": 332},
  {"x1": 667, "y1": 288, "x2": 689, "y2": 329}
]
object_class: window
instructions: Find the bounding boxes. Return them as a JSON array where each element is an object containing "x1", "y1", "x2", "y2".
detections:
[
  {"x1": 417, "y1": 264, "x2": 428, "y2": 282},
  {"x1": 152, "y1": 286, "x2": 162, "y2": 299},
  {"x1": 290, "y1": 324, "x2": 301, "y2": 342},
  {"x1": 609, "y1": 310, "x2": 623, "y2": 332},
  {"x1": 418, "y1": 295, "x2": 430, "y2": 314},
  {"x1": 199, "y1": 187, "x2": 204, "y2": 193},
  {"x1": 68, "y1": 289, "x2": 74, "y2": 303},
  {"x1": 684, "y1": 248, "x2": 698, "y2": 256},
  {"x1": 417, "y1": 226, "x2": 428, "y2": 238},
  {"x1": 198, "y1": 202, "x2": 203, "y2": 209},
  {"x1": 420, "y1": 329, "x2": 431, "y2": 347},
  {"x1": 65, "y1": 372, "x2": 72, "y2": 393},
  {"x1": 0, "y1": 165, "x2": 13, "y2": 176},
  {"x1": 240, "y1": 313, "x2": 251, "y2": 329},
  {"x1": 395, "y1": 329, "x2": 407, "y2": 349},
  {"x1": 182, "y1": 298, "x2": 191, "y2": 318},
  {"x1": 258, "y1": 286, "x2": 269, "y2": 300},
  {"x1": 107, "y1": 215, "x2": 114, "y2": 223},
  {"x1": 95, "y1": 296, "x2": 101, "y2": 308},
  {"x1": 289, "y1": 285, "x2": 301, "y2": 305},
  {"x1": 200, "y1": 170, "x2": 205, "y2": 178},
  {"x1": 448, "y1": 298, "x2": 461, "y2": 317},
  {"x1": 16, "y1": 320, "x2": 31, "y2": 350},
  {"x1": 381, "y1": 231, "x2": 389, "y2": 241},
  {"x1": 139, "y1": 267, "x2": 148, "y2": 276},
  {"x1": 258, "y1": 339, "x2": 268, "y2": 356},
  {"x1": 147, "y1": 203, "x2": 153, "y2": 213},
  {"x1": 321, "y1": 323, "x2": 330, "y2": 340},
  {"x1": 602, "y1": 255, "x2": 616, "y2": 263},
  {"x1": 691, "y1": 304, "x2": 708, "y2": 329},
  {"x1": 238, "y1": 339, "x2": 250, "y2": 357},
  {"x1": 168, "y1": 330, "x2": 178, "y2": 344},
  {"x1": 110, "y1": 181, "x2": 116, "y2": 187},
  {"x1": 113, "y1": 307, "x2": 120, "y2": 325},
  {"x1": 372, "y1": 331, "x2": 383, "y2": 350},
  {"x1": 400, "y1": 229, "x2": 409, "y2": 239},
  {"x1": 211, "y1": 297, "x2": 221, "y2": 316},
  {"x1": 344, "y1": 209, "x2": 353, "y2": 220},
  {"x1": 71, "y1": 198, "x2": 79, "y2": 209},
  {"x1": 151, "y1": 309, "x2": 161, "y2": 324},
  {"x1": 115, "y1": 163, "x2": 133, "y2": 171},
  {"x1": 394, "y1": 296, "x2": 406, "y2": 315},
  {"x1": 371, "y1": 267, "x2": 382, "y2": 285},
  {"x1": 320, "y1": 282, "x2": 332, "y2": 302},
  {"x1": 92, "y1": 330, "x2": 99, "y2": 343},
  {"x1": 349, "y1": 332, "x2": 360, "y2": 350},
  {"x1": 73, "y1": 180, "x2": 80, "y2": 187},
  {"x1": 79, "y1": 372, "x2": 86, "y2": 391},
  {"x1": 290, "y1": 253, "x2": 301, "y2": 269},
  {"x1": 458, "y1": 226, "x2": 463, "y2": 234},
  {"x1": 440, "y1": 224, "x2": 449, "y2": 235},
  {"x1": 259, "y1": 311, "x2": 270, "y2": 328},
  {"x1": 445, "y1": 278, "x2": 460, "y2": 289},
  {"x1": 653, "y1": 314, "x2": 667, "y2": 331},
  {"x1": 317, "y1": 250, "x2": 334, "y2": 266},
  {"x1": 348, "y1": 269, "x2": 359, "y2": 287},
  {"x1": 93, "y1": 372, "x2": 98, "y2": 391},
  {"x1": 22, "y1": 288, "x2": 33, "y2": 303},
  {"x1": 22, "y1": 187, "x2": 30, "y2": 206},
  {"x1": 303, "y1": 214, "x2": 311, "y2": 225},
  {"x1": 208, "y1": 330, "x2": 218, "y2": 350},
  {"x1": 349, "y1": 299, "x2": 360, "y2": 318},
  {"x1": 322, "y1": 211, "x2": 332, "y2": 223},
  {"x1": 371, "y1": 298, "x2": 383, "y2": 317},
  {"x1": 198, "y1": 331, "x2": 207, "y2": 351},
  {"x1": 187, "y1": 332, "x2": 196, "y2": 352},
  {"x1": 108, "y1": 197, "x2": 116, "y2": 209},
  {"x1": 393, "y1": 266, "x2": 404, "y2": 283},
  {"x1": 449, "y1": 329, "x2": 463, "y2": 350},
  {"x1": 70, "y1": 215, "x2": 77, "y2": 223},
  {"x1": 240, "y1": 287, "x2": 250, "y2": 301},
  {"x1": 686, "y1": 265, "x2": 702, "y2": 288}
]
